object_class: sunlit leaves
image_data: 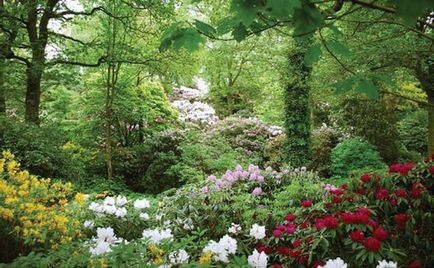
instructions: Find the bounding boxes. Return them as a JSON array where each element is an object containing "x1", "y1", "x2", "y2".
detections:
[
  {"x1": 265, "y1": 0, "x2": 301, "y2": 20},
  {"x1": 194, "y1": 20, "x2": 216, "y2": 36}
]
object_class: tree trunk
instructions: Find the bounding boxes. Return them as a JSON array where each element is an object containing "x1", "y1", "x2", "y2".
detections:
[
  {"x1": 25, "y1": 63, "x2": 43, "y2": 124},
  {"x1": 427, "y1": 90, "x2": 434, "y2": 156},
  {"x1": 0, "y1": 60, "x2": 5, "y2": 114}
]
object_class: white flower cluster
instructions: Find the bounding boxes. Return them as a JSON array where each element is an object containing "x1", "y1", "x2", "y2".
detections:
[
  {"x1": 88, "y1": 196, "x2": 128, "y2": 218},
  {"x1": 249, "y1": 224, "x2": 266, "y2": 240},
  {"x1": 318, "y1": 257, "x2": 347, "y2": 268},
  {"x1": 202, "y1": 235, "x2": 237, "y2": 263},
  {"x1": 267, "y1": 125, "x2": 283, "y2": 136},
  {"x1": 168, "y1": 249, "x2": 190, "y2": 265},
  {"x1": 228, "y1": 223, "x2": 242, "y2": 234},
  {"x1": 142, "y1": 228, "x2": 173, "y2": 244},
  {"x1": 172, "y1": 100, "x2": 218, "y2": 126},
  {"x1": 171, "y1": 86, "x2": 203, "y2": 100},
  {"x1": 247, "y1": 249, "x2": 268, "y2": 268},
  {"x1": 376, "y1": 260, "x2": 397, "y2": 268},
  {"x1": 89, "y1": 227, "x2": 123, "y2": 256}
]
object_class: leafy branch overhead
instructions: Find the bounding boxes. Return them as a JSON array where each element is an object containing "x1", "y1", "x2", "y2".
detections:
[{"x1": 160, "y1": 0, "x2": 434, "y2": 99}]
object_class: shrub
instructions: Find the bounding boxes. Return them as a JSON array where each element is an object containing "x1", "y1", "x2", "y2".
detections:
[
  {"x1": 398, "y1": 110, "x2": 428, "y2": 155},
  {"x1": 311, "y1": 124, "x2": 341, "y2": 177},
  {"x1": 330, "y1": 138, "x2": 387, "y2": 177},
  {"x1": 0, "y1": 151, "x2": 85, "y2": 262}
]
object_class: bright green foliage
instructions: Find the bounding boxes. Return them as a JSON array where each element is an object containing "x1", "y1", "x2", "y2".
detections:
[
  {"x1": 330, "y1": 138, "x2": 387, "y2": 177},
  {"x1": 398, "y1": 110, "x2": 428, "y2": 155}
]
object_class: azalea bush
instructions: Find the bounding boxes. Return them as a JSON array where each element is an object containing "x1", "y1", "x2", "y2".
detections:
[{"x1": 0, "y1": 151, "x2": 85, "y2": 261}]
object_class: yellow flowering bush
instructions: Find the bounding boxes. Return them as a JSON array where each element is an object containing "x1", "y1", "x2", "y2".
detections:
[{"x1": 0, "y1": 150, "x2": 85, "y2": 251}]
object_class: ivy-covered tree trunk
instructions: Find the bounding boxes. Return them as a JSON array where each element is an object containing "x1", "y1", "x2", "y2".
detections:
[
  {"x1": 284, "y1": 42, "x2": 312, "y2": 167},
  {"x1": 25, "y1": 63, "x2": 43, "y2": 124},
  {"x1": 416, "y1": 60, "x2": 434, "y2": 156},
  {"x1": 0, "y1": 60, "x2": 5, "y2": 114},
  {"x1": 427, "y1": 90, "x2": 434, "y2": 156}
]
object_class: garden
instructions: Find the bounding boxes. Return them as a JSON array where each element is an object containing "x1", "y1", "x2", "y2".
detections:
[{"x1": 0, "y1": 0, "x2": 433, "y2": 267}]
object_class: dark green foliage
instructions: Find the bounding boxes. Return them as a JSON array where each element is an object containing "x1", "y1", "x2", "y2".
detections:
[
  {"x1": 398, "y1": 110, "x2": 428, "y2": 155},
  {"x1": 0, "y1": 116, "x2": 84, "y2": 180},
  {"x1": 330, "y1": 138, "x2": 386, "y2": 177},
  {"x1": 283, "y1": 44, "x2": 311, "y2": 167},
  {"x1": 311, "y1": 125, "x2": 340, "y2": 177},
  {"x1": 340, "y1": 96, "x2": 400, "y2": 163}
]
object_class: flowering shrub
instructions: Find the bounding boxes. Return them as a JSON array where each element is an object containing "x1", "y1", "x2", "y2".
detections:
[
  {"x1": 257, "y1": 156, "x2": 434, "y2": 267},
  {"x1": 0, "y1": 151, "x2": 84, "y2": 256}
]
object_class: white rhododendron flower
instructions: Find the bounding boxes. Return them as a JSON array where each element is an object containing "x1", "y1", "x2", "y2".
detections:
[
  {"x1": 115, "y1": 195, "x2": 128, "y2": 206},
  {"x1": 248, "y1": 249, "x2": 268, "y2": 268},
  {"x1": 134, "y1": 198, "x2": 150, "y2": 209},
  {"x1": 249, "y1": 224, "x2": 266, "y2": 240},
  {"x1": 89, "y1": 202, "x2": 104, "y2": 214},
  {"x1": 90, "y1": 241, "x2": 112, "y2": 256},
  {"x1": 89, "y1": 227, "x2": 122, "y2": 256},
  {"x1": 319, "y1": 257, "x2": 348, "y2": 268},
  {"x1": 228, "y1": 223, "x2": 242, "y2": 234},
  {"x1": 103, "y1": 196, "x2": 115, "y2": 206},
  {"x1": 103, "y1": 204, "x2": 117, "y2": 215},
  {"x1": 169, "y1": 249, "x2": 189, "y2": 264},
  {"x1": 115, "y1": 207, "x2": 127, "y2": 218},
  {"x1": 376, "y1": 260, "x2": 398, "y2": 268},
  {"x1": 203, "y1": 235, "x2": 237, "y2": 263},
  {"x1": 83, "y1": 220, "x2": 94, "y2": 228},
  {"x1": 142, "y1": 228, "x2": 173, "y2": 244},
  {"x1": 139, "y1": 212, "x2": 150, "y2": 220}
]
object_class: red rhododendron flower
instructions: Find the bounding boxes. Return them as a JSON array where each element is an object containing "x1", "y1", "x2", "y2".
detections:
[
  {"x1": 396, "y1": 189, "x2": 407, "y2": 197},
  {"x1": 340, "y1": 184, "x2": 347, "y2": 189},
  {"x1": 408, "y1": 260, "x2": 422, "y2": 268},
  {"x1": 361, "y1": 174, "x2": 371, "y2": 183},
  {"x1": 302, "y1": 200, "x2": 312, "y2": 207},
  {"x1": 341, "y1": 212, "x2": 355, "y2": 224},
  {"x1": 357, "y1": 207, "x2": 371, "y2": 217},
  {"x1": 285, "y1": 213, "x2": 296, "y2": 221},
  {"x1": 390, "y1": 198, "x2": 397, "y2": 206},
  {"x1": 298, "y1": 255, "x2": 308, "y2": 265},
  {"x1": 273, "y1": 229, "x2": 282, "y2": 238},
  {"x1": 286, "y1": 223, "x2": 296, "y2": 234},
  {"x1": 363, "y1": 237, "x2": 381, "y2": 252},
  {"x1": 323, "y1": 215, "x2": 339, "y2": 229},
  {"x1": 331, "y1": 188, "x2": 345, "y2": 195},
  {"x1": 355, "y1": 212, "x2": 369, "y2": 224},
  {"x1": 333, "y1": 195, "x2": 342, "y2": 203},
  {"x1": 368, "y1": 219, "x2": 379, "y2": 229},
  {"x1": 411, "y1": 183, "x2": 423, "y2": 198},
  {"x1": 292, "y1": 238, "x2": 301, "y2": 248},
  {"x1": 301, "y1": 222, "x2": 310, "y2": 229},
  {"x1": 429, "y1": 166, "x2": 434, "y2": 174},
  {"x1": 315, "y1": 218, "x2": 325, "y2": 231},
  {"x1": 389, "y1": 162, "x2": 415, "y2": 175},
  {"x1": 276, "y1": 224, "x2": 285, "y2": 231},
  {"x1": 313, "y1": 261, "x2": 325, "y2": 268},
  {"x1": 289, "y1": 249, "x2": 302, "y2": 258},
  {"x1": 355, "y1": 188, "x2": 365, "y2": 195},
  {"x1": 373, "y1": 227, "x2": 389, "y2": 241},
  {"x1": 349, "y1": 229, "x2": 365, "y2": 242},
  {"x1": 273, "y1": 264, "x2": 283, "y2": 268},
  {"x1": 395, "y1": 213, "x2": 410, "y2": 228},
  {"x1": 277, "y1": 246, "x2": 290, "y2": 255},
  {"x1": 376, "y1": 188, "x2": 390, "y2": 200}
]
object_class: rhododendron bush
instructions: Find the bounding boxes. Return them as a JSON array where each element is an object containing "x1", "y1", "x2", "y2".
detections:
[{"x1": 3, "y1": 153, "x2": 434, "y2": 267}]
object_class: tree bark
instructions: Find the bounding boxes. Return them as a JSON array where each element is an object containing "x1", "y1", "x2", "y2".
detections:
[
  {"x1": 25, "y1": 63, "x2": 43, "y2": 124},
  {"x1": 0, "y1": 60, "x2": 5, "y2": 114}
]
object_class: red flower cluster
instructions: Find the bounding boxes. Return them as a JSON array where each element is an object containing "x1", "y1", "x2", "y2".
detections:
[
  {"x1": 388, "y1": 162, "x2": 415, "y2": 175},
  {"x1": 349, "y1": 229, "x2": 365, "y2": 242},
  {"x1": 411, "y1": 182, "x2": 424, "y2": 198},
  {"x1": 315, "y1": 215, "x2": 339, "y2": 230},
  {"x1": 340, "y1": 211, "x2": 369, "y2": 224},
  {"x1": 373, "y1": 227, "x2": 388, "y2": 241},
  {"x1": 395, "y1": 213, "x2": 410, "y2": 228},
  {"x1": 363, "y1": 237, "x2": 381, "y2": 252},
  {"x1": 375, "y1": 188, "x2": 390, "y2": 200},
  {"x1": 301, "y1": 200, "x2": 312, "y2": 208}
]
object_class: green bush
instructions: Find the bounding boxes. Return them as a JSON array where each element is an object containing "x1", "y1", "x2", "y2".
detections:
[
  {"x1": 398, "y1": 110, "x2": 428, "y2": 155},
  {"x1": 311, "y1": 125, "x2": 341, "y2": 177},
  {"x1": 330, "y1": 138, "x2": 387, "y2": 177}
]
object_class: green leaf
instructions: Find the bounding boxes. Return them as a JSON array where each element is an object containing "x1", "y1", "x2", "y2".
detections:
[
  {"x1": 356, "y1": 78, "x2": 380, "y2": 99},
  {"x1": 390, "y1": 0, "x2": 432, "y2": 26},
  {"x1": 332, "y1": 75, "x2": 360, "y2": 94},
  {"x1": 194, "y1": 20, "x2": 216, "y2": 36},
  {"x1": 217, "y1": 16, "x2": 239, "y2": 35},
  {"x1": 230, "y1": 0, "x2": 261, "y2": 27},
  {"x1": 304, "y1": 44, "x2": 322, "y2": 66},
  {"x1": 266, "y1": 0, "x2": 301, "y2": 20},
  {"x1": 232, "y1": 23, "x2": 249, "y2": 42},
  {"x1": 172, "y1": 28, "x2": 205, "y2": 52},
  {"x1": 293, "y1": 5, "x2": 324, "y2": 38},
  {"x1": 326, "y1": 40, "x2": 350, "y2": 57}
]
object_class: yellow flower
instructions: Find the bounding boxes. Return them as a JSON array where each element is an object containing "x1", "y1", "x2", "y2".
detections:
[
  {"x1": 2, "y1": 150, "x2": 14, "y2": 160},
  {"x1": 98, "y1": 258, "x2": 107, "y2": 268},
  {"x1": 0, "y1": 159, "x2": 5, "y2": 173},
  {"x1": 15, "y1": 170, "x2": 30, "y2": 184},
  {"x1": 199, "y1": 251, "x2": 212, "y2": 265},
  {"x1": 7, "y1": 160, "x2": 19, "y2": 175},
  {"x1": 0, "y1": 207, "x2": 14, "y2": 221},
  {"x1": 74, "y1": 192, "x2": 86, "y2": 205},
  {"x1": 4, "y1": 197, "x2": 18, "y2": 205}
]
